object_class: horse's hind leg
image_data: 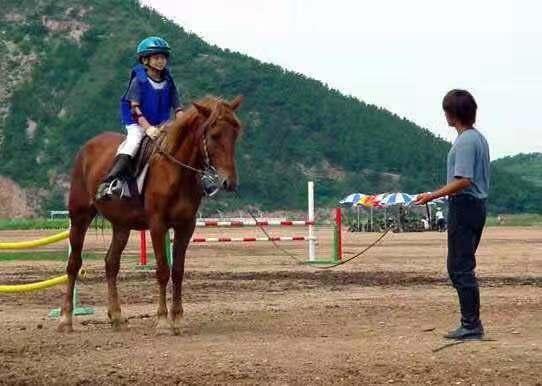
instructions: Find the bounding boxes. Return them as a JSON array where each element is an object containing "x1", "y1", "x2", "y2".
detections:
[
  {"x1": 105, "y1": 226, "x2": 131, "y2": 331},
  {"x1": 57, "y1": 207, "x2": 96, "y2": 332}
]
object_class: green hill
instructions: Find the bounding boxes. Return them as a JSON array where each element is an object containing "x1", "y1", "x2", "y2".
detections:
[
  {"x1": 493, "y1": 153, "x2": 542, "y2": 188},
  {"x1": 1, "y1": 0, "x2": 540, "y2": 215},
  {"x1": 489, "y1": 153, "x2": 542, "y2": 214}
]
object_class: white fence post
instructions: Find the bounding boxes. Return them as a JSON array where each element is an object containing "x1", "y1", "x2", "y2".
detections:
[{"x1": 308, "y1": 181, "x2": 315, "y2": 262}]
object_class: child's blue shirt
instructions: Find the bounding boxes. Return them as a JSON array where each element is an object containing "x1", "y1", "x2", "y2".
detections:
[{"x1": 120, "y1": 64, "x2": 181, "y2": 126}]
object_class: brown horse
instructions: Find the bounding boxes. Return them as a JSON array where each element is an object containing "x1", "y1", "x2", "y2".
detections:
[{"x1": 57, "y1": 95, "x2": 243, "y2": 334}]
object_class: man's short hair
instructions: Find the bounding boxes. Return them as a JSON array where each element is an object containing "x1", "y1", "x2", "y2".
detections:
[{"x1": 442, "y1": 89, "x2": 477, "y2": 126}]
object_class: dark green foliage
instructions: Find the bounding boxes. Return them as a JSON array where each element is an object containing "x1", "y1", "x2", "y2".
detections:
[
  {"x1": 1, "y1": 0, "x2": 540, "y2": 214},
  {"x1": 41, "y1": 189, "x2": 66, "y2": 216},
  {"x1": 492, "y1": 153, "x2": 542, "y2": 188},
  {"x1": 489, "y1": 164, "x2": 542, "y2": 214}
]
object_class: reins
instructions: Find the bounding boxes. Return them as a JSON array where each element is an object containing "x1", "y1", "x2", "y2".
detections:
[
  {"x1": 234, "y1": 191, "x2": 392, "y2": 269},
  {"x1": 156, "y1": 148, "x2": 204, "y2": 174},
  {"x1": 153, "y1": 109, "x2": 217, "y2": 175},
  {"x1": 152, "y1": 108, "x2": 391, "y2": 269}
]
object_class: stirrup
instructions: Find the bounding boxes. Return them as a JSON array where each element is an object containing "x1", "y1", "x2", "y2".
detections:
[
  {"x1": 96, "y1": 179, "x2": 123, "y2": 201},
  {"x1": 108, "y1": 179, "x2": 123, "y2": 195}
]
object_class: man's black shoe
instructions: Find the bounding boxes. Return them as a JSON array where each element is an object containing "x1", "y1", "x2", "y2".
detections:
[{"x1": 444, "y1": 324, "x2": 484, "y2": 340}]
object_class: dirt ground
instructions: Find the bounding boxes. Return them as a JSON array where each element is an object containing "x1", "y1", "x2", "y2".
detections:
[{"x1": 0, "y1": 226, "x2": 541, "y2": 385}]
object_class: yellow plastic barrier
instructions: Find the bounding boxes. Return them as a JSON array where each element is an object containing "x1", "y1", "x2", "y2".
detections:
[
  {"x1": 0, "y1": 274, "x2": 68, "y2": 293},
  {"x1": 0, "y1": 230, "x2": 69, "y2": 250},
  {"x1": 0, "y1": 269, "x2": 87, "y2": 294}
]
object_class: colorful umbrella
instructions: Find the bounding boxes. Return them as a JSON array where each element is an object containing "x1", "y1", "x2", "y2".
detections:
[
  {"x1": 339, "y1": 193, "x2": 366, "y2": 207},
  {"x1": 356, "y1": 195, "x2": 373, "y2": 207},
  {"x1": 374, "y1": 193, "x2": 389, "y2": 208},
  {"x1": 357, "y1": 194, "x2": 384, "y2": 208},
  {"x1": 380, "y1": 192, "x2": 414, "y2": 206}
]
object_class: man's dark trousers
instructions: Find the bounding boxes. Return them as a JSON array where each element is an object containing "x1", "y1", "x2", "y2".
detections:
[{"x1": 447, "y1": 194, "x2": 486, "y2": 328}]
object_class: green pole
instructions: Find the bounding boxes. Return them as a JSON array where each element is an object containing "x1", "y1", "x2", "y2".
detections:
[
  {"x1": 49, "y1": 220, "x2": 94, "y2": 318},
  {"x1": 165, "y1": 230, "x2": 172, "y2": 267},
  {"x1": 71, "y1": 286, "x2": 95, "y2": 316},
  {"x1": 332, "y1": 220, "x2": 339, "y2": 262},
  {"x1": 308, "y1": 207, "x2": 343, "y2": 265},
  {"x1": 49, "y1": 280, "x2": 94, "y2": 318}
]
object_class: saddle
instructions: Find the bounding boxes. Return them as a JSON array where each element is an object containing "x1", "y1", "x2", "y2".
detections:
[{"x1": 117, "y1": 135, "x2": 156, "y2": 200}]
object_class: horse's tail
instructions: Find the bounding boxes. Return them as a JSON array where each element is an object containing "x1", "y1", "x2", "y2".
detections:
[{"x1": 68, "y1": 147, "x2": 93, "y2": 215}]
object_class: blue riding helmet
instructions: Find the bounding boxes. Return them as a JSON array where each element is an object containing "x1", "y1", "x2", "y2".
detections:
[{"x1": 136, "y1": 36, "x2": 171, "y2": 60}]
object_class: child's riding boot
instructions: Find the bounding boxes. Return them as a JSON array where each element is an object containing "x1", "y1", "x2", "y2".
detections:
[{"x1": 95, "y1": 154, "x2": 132, "y2": 201}]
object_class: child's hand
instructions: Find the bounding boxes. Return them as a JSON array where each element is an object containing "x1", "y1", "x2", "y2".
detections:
[{"x1": 146, "y1": 126, "x2": 161, "y2": 140}]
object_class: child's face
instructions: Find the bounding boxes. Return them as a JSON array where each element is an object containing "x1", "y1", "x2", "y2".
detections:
[{"x1": 145, "y1": 54, "x2": 168, "y2": 71}]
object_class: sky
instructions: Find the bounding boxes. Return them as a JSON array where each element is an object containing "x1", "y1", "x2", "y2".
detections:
[{"x1": 141, "y1": 0, "x2": 542, "y2": 159}]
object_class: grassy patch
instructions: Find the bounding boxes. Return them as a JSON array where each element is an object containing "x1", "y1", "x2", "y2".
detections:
[
  {"x1": 0, "y1": 252, "x2": 103, "y2": 261},
  {"x1": 486, "y1": 213, "x2": 542, "y2": 227},
  {"x1": 0, "y1": 218, "x2": 110, "y2": 230},
  {"x1": 0, "y1": 218, "x2": 69, "y2": 230}
]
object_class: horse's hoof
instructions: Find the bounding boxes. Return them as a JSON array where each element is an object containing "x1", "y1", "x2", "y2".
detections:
[
  {"x1": 57, "y1": 322, "x2": 74, "y2": 333},
  {"x1": 155, "y1": 326, "x2": 180, "y2": 336},
  {"x1": 170, "y1": 319, "x2": 182, "y2": 336},
  {"x1": 155, "y1": 317, "x2": 170, "y2": 335},
  {"x1": 110, "y1": 318, "x2": 128, "y2": 332},
  {"x1": 57, "y1": 314, "x2": 74, "y2": 333},
  {"x1": 155, "y1": 326, "x2": 171, "y2": 336}
]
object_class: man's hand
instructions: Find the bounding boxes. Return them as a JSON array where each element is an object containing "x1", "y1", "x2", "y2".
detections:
[
  {"x1": 415, "y1": 192, "x2": 434, "y2": 205},
  {"x1": 145, "y1": 125, "x2": 161, "y2": 140},
  {"x1": 415, "y1": 178, "x2": 471, "y2": 205}
]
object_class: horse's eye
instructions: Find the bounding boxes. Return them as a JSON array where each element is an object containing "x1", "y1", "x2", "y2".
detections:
[{"x1": 211, "y1": 133, "x2": 221, "y2": 141}]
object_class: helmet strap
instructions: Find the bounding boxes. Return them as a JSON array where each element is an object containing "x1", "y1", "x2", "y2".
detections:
[
  {"x1": 147, "y1": 64, "x2": 163, "y2": 75},
  {"x1": 141, "y1": 55, "x2": 167, "y2": 73}
]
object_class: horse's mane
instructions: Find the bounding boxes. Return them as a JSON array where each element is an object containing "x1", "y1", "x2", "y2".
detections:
[
  {"x1": 133, "y1": 96, "x2": 241, "y2": 173},
  {"x1": 156, "y1": 95, "x2": 241, "y2": 156}
]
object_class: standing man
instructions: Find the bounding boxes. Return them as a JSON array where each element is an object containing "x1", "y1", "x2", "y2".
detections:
[{"x1": 416, "y1": 89, "x2": 490, "y2": 340}]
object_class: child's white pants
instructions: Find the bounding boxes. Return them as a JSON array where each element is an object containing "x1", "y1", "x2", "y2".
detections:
[{"x1": 117, "y1": 124, "x2": 145, "y2": 156}]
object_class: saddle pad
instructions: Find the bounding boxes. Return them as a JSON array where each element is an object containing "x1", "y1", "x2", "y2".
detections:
[{"x1": 119, "y1": 163, "x2": 149, "y2": 199}]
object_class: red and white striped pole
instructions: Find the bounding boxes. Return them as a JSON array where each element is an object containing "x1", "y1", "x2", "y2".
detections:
[
  {"x1": 137, "y1": 181, "x2": 317, "y2": 262},
  {"x1": 195, "y1": 220, "x2": 314, "y2": 227},
  {"x1": 191, "y1": 236, "x2": 315, "y2": 243}
]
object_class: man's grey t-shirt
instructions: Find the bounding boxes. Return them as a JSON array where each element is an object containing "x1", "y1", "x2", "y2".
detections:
[{"x1": 447, "y1": 128, "x2": 490, "y2": 199}]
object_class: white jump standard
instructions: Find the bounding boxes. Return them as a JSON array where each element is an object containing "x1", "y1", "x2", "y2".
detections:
[{"x1": 138, "y1": 181, "x2": 341, "y2": 265}]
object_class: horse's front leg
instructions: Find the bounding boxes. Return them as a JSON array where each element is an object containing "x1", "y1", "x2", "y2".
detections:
[
  {"x1": 170, "y1": 221, "x2": 196, "y2": 335},
  {"x1": 57, "y1": 209, "x2": 95, "y2": 332},
  {"x1": 105, "y1": 226, "x2": 131, "y2": 331},
  {"x1": 149, "y1": 222, "x2": 170, "y2": 334}
]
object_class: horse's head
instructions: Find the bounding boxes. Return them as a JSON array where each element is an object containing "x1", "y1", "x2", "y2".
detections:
[{"x1": 192, "y1": 96, "x2": 243, "y2": 192}]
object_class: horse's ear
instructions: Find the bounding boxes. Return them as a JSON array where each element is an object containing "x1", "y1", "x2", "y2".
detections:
[
  {"x1": 228, "y1": 95, "x2": 244, "y2": 111},
  {"x1": 193, "y1": 102, "x2": 212, "y2": 117}
]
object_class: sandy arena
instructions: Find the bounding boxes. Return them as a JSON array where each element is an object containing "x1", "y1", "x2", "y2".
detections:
[{"x1": 0, "y1": 226, "x2": 541, "y2": 384}]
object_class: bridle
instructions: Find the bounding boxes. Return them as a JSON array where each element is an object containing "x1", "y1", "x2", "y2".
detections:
[{"x1": 155, "y1": 107, "x2": 224, "y2": 197}]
